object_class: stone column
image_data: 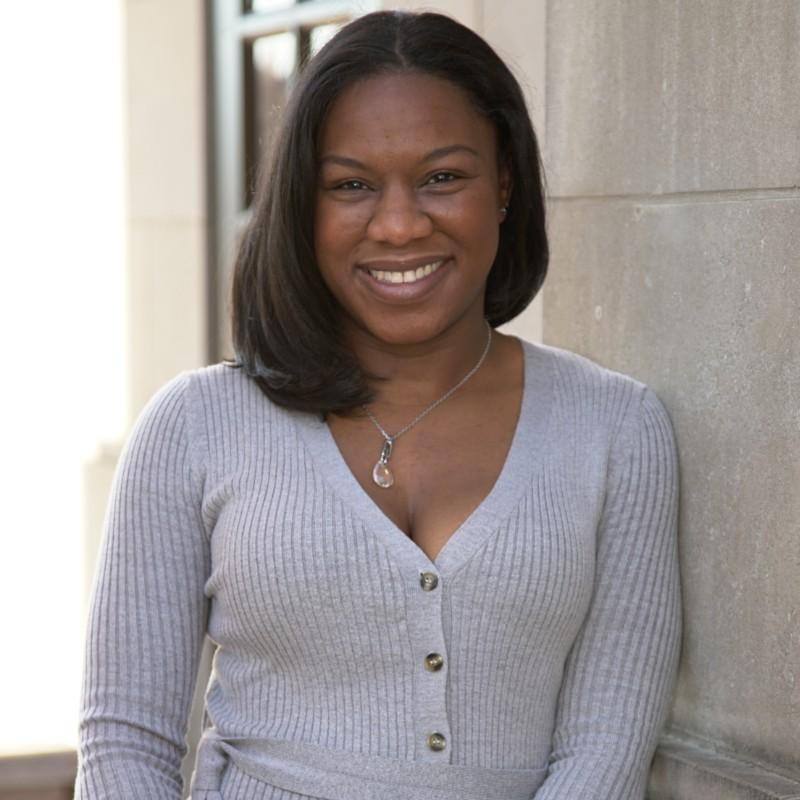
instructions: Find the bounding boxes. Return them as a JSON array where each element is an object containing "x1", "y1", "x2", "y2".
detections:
[
  {"x1": 543, "y1": 2, "x2": 800, "y2": 796},
  {"x1": 124, "y1": 0, "x2": 209, "y2": 419}
]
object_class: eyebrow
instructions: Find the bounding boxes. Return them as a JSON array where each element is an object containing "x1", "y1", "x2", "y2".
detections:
[{"x1": 319, "y1": 144, "x2": 481, "y2": 169}]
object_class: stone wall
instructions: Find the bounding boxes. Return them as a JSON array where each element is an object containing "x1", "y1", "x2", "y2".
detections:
[{"x1": 542, "y1": 1, "x2": 800, "y2": 796}]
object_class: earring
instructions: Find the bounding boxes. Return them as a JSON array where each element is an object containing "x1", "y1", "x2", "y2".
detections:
[{"x1": 499, "y1": 206, "x2": 508, "y2": 220}]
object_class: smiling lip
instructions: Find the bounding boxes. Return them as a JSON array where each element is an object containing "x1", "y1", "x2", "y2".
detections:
[
  {"x1": 366, "y1": 260, "x2": 444, "y2": 285},
  {"x1": 357, "y1": 257, "x2": 451, "y2": 300}
]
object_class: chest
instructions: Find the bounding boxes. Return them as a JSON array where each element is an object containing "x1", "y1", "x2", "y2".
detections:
[
  {"x1": 205, "y1": 451, "x2": 603, "y2": 660},
  {"x1": 326, "y1": 387, "x2": 520, "y2": 562}
]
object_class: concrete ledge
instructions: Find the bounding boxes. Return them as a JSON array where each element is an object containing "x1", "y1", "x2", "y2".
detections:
[
  {"x1": 649, "y1": 734, "x2": 800, "y2": 800},
  {"x1": 0, "y1": 750, "x2": 76, "y2": 796}
]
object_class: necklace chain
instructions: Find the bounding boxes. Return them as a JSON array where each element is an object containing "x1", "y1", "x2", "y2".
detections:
[{"x1": 363, "y1": 320, "x2": 493, "y2": 446}]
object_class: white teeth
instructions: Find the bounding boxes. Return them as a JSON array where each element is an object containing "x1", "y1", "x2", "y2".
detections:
[{"x1": 368, "y1": 260, "x2": 443, "y2": 285}]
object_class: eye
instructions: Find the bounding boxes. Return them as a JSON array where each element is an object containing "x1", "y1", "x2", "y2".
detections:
[
  {"x1": 333, "y1": 179, "x2": 370, "y2": 191},
  {"x1": 425, "y1": 171, "x2": 459, "y2": 185}
]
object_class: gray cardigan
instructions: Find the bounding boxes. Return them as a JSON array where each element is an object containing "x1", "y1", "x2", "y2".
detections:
[{"x1": 75, "y1": 339, "x2": 681, "y2": 800}]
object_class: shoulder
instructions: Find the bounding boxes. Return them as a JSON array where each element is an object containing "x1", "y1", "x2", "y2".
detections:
[
  {"x1": 131, "y1": 362, "x2": 275, "y2": 445},
  {"x1": 518, "y1": 338, "x2": 675, "y2": 447},
  {"x1": 521, "y1": 338, "x2": 645, "y2": 397},
  {"x1": 132, "y1": 364, "x2": 255, "y2": 430},
  {"x1": 129, "y1": 364, "x2": 294, "y2": 488},
  {"x1": 169, "y1": 362, "x2": 284, "y2": 421},
  {"x1": 174, "y1": 362, "x2": 301, "y2": 458},
  {"x1": 179, "y1": 361, "x2": 258, "y2": 401}
]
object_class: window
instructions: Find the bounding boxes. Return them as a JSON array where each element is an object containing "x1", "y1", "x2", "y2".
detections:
[{"x1": 208, "y1": 0, "x2": 377, "y2": 358}]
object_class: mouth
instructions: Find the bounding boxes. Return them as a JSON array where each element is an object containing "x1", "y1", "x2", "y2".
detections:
[{"x1": 366, "y1": 260, "x2": 444, "y2": 285}]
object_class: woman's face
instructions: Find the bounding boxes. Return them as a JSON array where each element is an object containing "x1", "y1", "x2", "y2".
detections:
[{"x1": 314, "y1": 71, "x2": 510, "y2": 349}]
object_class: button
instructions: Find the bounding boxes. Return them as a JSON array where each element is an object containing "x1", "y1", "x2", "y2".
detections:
[
  {"x1": 424, "y1": 653, "x2": 444, "y2": 672},
  {"x1": 427, "y1": 732, "x2": 447, "y2": 751},
  {"x1": 420, "y1": 571, "x2": 439, "y2": 591}
]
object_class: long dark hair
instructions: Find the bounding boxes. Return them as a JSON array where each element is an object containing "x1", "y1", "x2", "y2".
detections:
[{"x1": 231, "y1": 10, "x2": 548, "y2": 415}]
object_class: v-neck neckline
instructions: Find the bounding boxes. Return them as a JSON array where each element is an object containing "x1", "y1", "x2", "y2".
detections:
[{"x1": 290, "y1": 339, "x2": 554, "y2": 579}]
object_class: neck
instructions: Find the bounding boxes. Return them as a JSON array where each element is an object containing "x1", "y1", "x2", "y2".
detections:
[{"x1": 343, "y1": 315, "x2": 493, "y2": 410}]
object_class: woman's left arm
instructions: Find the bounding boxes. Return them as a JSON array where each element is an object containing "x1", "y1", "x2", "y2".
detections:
[{"x1": 534, "y1": 386, "x2": 682, "y2": 800}]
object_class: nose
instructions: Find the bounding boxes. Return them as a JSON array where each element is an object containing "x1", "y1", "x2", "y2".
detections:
[{"x1": 366, "y1": 183, "x2": 433, "y2": 245}]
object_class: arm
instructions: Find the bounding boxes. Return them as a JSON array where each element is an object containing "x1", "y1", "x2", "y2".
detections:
[
  {"x1": 75, "y1": 373, "x2": 210, "y2": 799},
  {"x1": 534, "y1": 386, "x2": 682, "y2": 799}
]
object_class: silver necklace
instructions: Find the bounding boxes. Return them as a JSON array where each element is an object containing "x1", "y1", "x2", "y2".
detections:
[{"x1": 363, "y1": 321, "x2": 493, "y2": 489}]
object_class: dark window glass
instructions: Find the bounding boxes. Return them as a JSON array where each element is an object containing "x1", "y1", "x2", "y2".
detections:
[{"x1": 243, "y1": 31, "x2": 297, "y2": 206}]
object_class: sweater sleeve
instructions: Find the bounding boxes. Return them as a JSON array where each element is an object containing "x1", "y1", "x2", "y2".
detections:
[
  {"x1": 533, "y1": 386, "x2": 682, "y2": 800},
  {"x1": 74, "y1": 373, "x2": 211, "y2": 800}
]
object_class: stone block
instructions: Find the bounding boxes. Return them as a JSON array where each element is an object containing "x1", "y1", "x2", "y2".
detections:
[
  {"x1": 543, "y1": 195, "x2": 800, "y2": 772},
  {"x1": 649, "y1": 734, "x2": 800, "y2": 800},
  {"x1": 546, "y1": 0, "x2": 800, "y2": 196}
]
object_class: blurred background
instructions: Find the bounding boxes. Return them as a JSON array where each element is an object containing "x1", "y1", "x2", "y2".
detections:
[
  {"x1": 0, "y1": 1, "x2": 797, "y2": 799},
  {"x1": 0, "y1": 0, "x2": 128, "y2": 774}
]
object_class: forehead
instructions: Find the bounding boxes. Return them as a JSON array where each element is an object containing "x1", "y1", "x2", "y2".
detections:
[{"x1": 318, "y1": 71, "x2": 497, "y2": 160}]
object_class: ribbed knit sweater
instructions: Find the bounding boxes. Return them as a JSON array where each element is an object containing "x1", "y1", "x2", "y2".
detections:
[{"x1": 75, "y1": 339, "x2": 681, "y2": 800}]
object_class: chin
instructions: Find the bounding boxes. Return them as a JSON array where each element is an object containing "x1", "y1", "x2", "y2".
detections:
[
  {"x1": 369, "y1": 326, "x2": 440, "y2": 348},
  {"x1": 368, "y1": 315, "x2": 477, "y2": 351}
]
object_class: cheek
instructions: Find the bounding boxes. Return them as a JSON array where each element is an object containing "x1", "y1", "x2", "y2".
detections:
[
  {"x1": 314, "y1": 198, "x2": 370, "y2": 256},
  {"x1": 426, "y1": 192, "x2": 500, "y2": 254},
  {"x1": 313, "y1": 204, "x2": 365, "y2": 300}
]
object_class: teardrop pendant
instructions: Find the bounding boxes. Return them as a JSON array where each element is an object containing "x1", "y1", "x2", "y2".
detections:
[
  {"x1": 372, "y1": 460, "x2": 394, "y2": 489},
  {"x1": 372, "y1": 439, "x2": 394, "y2": 489}
]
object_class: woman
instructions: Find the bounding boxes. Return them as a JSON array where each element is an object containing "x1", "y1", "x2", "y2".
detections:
[{"x1": 75, "y1": 10, "x2": 681, "y2": 800}]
